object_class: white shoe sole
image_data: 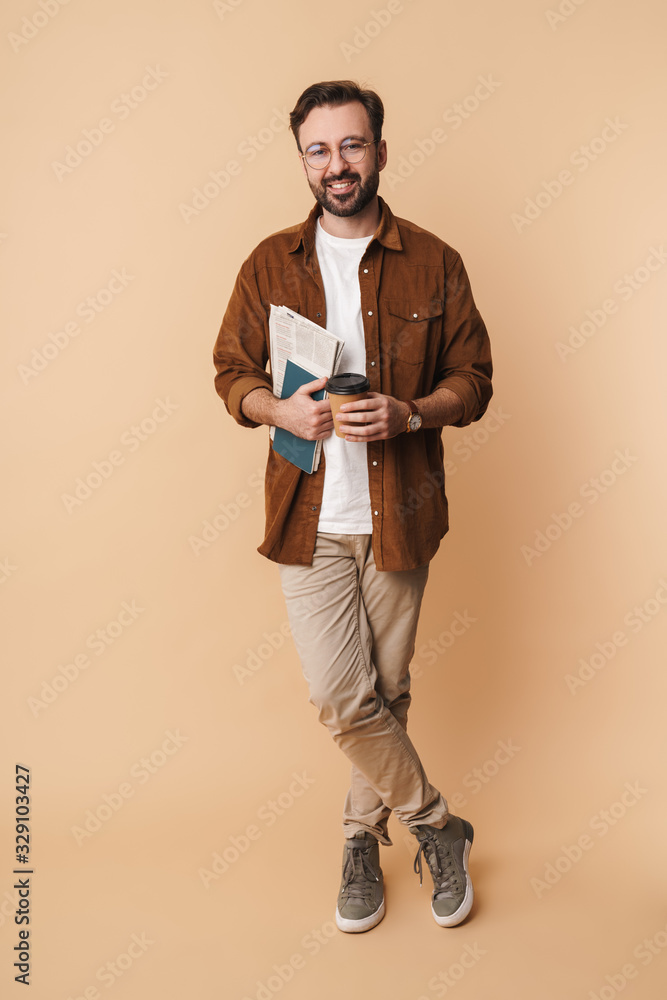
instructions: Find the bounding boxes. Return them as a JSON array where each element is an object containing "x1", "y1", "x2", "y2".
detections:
[
  {"x1": 432, "y1": 838, "x2": 474, "y2": 927},
  {"x1": 335, "y1": 897, "x2": 386, "y2": 933}
]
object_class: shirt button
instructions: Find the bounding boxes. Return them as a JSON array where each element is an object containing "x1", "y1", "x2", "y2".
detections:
[
  {"x1": 374, "y1": 510, "x2": 379, "y2": 516},
  {"x1": 316, "y1": 312, "x2": 321, "y2": 318},
  {"x1": 363, "y1": 268, "x2": 369, "y2": 274},
  {"x1": 413, "y1": 312, "x2": 418, "y2": 319},
  {"x1": 367, "y1": 310, "x2": 373, "y2": 316},
  {"x1": 372, "y1": 461, "x2": 378, "y2": 466},
  {"x1": 370, "y1": 361, "x2": 375, "y2": 366},
  {"x1": 311, "y1": 506, "x2": 317, "y2": 511}
]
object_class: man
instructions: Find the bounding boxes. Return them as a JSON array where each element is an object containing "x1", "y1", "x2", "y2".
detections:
[{"x1": 213, "y1": 80, "x2": 492, "y2": 933}]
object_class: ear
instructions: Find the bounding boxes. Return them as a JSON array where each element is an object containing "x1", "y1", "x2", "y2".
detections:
[
  {"x1": 298, "y1": 151, "x2": 307, "y2": 177},
  {"x1": 377, "y1": 138, "x2": 388, "y2": 173}
]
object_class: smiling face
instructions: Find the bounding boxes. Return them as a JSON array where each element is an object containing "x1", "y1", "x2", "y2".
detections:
[{"x1": 298, "y1": 102, "x2": 387, "y2": 221}]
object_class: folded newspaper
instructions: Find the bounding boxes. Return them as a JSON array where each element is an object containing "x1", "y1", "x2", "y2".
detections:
[{"x1": 269, "y1": 304, "x2": 344, "y2": 472}]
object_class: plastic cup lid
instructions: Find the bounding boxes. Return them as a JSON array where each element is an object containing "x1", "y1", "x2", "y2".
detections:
[{"x1": 325, "y1": 372, "x2": 370, "y2": 394}]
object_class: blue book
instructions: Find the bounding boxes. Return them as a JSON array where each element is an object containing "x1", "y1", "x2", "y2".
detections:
[{"x1": 273, "y1": 359, "x2": 325, "y2": 474}]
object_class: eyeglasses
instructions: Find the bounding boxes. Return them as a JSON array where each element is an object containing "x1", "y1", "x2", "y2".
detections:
[{"x1": 300, "y1": 138, "x2": 379, "y2": 170}]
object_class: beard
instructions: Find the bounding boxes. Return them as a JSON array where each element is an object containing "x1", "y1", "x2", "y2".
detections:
[{"x1": 307, "y1": 157, "x2": 381, "y2": 218}]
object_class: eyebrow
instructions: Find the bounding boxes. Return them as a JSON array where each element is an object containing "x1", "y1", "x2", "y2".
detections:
[{"x1": 305, "y1": 134, "x2": 368, "y2": 148}]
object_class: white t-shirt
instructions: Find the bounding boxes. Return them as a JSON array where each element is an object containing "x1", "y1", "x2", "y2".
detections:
[{"x1": 315, "y1": 218, "x2": 373, "y2": 533}]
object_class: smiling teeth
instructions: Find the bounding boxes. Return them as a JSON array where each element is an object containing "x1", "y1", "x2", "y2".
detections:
[{"x1": 330, "y1": 182, "x2": 353, "y2": 188}]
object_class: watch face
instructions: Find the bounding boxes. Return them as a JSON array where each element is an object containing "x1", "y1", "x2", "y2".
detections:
[{"x1": 408, "y1": 414, "x2": 422, "y2": 431}]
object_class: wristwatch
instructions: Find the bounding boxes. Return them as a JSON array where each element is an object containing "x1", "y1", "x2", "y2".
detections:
[{"x1": 405, "y1": 400, "x2": 422, "y2": 433}]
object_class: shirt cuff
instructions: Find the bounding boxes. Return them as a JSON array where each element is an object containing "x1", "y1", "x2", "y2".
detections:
[
  {"x1": 226, "y1": 375, "x2": 273, "y2": 428},
  {"x1": 433, "y1": 376, "x2": 482, "y2": 428}
]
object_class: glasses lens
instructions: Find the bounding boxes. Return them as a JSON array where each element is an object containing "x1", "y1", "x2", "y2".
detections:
[
  {"x1": 340, "y1": 141, "x2": 367, "y2": 163},
  {"x1": 305, "y1": 147, "x2": 330, "y2": 168}
]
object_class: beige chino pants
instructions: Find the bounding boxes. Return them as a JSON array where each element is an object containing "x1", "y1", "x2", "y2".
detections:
[{"x1": 278, "y1": 532, "x2": 449, "y2": 845}]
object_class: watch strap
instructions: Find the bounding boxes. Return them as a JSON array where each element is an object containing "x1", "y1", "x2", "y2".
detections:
[{"x1": 405, "y1": 399, "x2": 420, "y2": 433}]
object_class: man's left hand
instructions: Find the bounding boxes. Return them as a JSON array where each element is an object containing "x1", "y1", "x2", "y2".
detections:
[{"x1": 336, "y1": 393, "x2": 410, "y2": 442}]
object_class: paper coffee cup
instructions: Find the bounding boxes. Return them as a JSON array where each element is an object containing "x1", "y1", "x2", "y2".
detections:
[{"x1": 325, "y1": 373, "x2": 371, "y2": 438}]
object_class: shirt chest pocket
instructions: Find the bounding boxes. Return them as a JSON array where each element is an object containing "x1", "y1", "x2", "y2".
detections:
[
  {"x1": 279, "y1": 303, "x2": 301, "y2": 317},
  {"x1": 383, "y1": 298, "x2": 444, "y2": 366}
]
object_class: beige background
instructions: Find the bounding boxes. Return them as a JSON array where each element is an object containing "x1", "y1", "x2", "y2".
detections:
[{"x1": 3, "y1": 0, "x2": 667, "y2": 997}]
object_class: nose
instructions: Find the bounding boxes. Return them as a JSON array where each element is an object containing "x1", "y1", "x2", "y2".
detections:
[{"x1": 324, "y1": 146, "x2": 349, "y2": 177}]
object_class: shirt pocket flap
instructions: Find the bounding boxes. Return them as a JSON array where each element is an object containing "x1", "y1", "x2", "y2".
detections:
[{"x1": 385, "y1": 299, "x2": 444, "y2": 322}]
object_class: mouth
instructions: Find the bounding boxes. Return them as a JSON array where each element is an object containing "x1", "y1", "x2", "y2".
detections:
[{"x1": 325, "y1": 177, "x2": 358, "y2": 195}]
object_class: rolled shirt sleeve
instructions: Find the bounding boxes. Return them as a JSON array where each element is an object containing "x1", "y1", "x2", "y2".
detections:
[
  {"x1": 213, "y1": 259, "x2": 273, "y2": 428},
  {"x1": 433, "y1": 250, "x2": 493, "y2": 427}
]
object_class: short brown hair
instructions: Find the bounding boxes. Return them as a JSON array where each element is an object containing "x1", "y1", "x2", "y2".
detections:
[{"x1": 289, "y1": 80, "x2": 384, "y2": 151}]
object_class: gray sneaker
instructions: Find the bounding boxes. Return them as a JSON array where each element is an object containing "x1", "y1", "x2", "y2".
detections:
[
  {"x1": 412, "y1": 815, "x2": 474, "y2": 926},
  {"x1": 335, "y1": 832, "x2": 385, "y2": 933}
]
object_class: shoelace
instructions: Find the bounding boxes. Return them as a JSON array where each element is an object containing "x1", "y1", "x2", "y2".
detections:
[
  {"x1": 413, "y1": 836, "x2": 460, "y2": 897},
  {"x1": 341, "y1": 843, "x2": 379, "y2": 900}
]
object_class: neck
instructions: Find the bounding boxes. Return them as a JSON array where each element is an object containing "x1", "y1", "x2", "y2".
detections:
[{"x1": 318, "y1": 196, "x2": 381, "y2": 239}]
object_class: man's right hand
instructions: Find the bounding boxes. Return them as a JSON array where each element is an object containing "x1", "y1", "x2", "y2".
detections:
[
  {"x1": 278, "y1": 377, "x2": 333, "y2": 440},
  {"x1": 242, "y1": 378, "x2": 333, "y2": 440}
]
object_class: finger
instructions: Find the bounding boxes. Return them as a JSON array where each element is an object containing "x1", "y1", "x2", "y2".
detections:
[
  {"x1": 338, "y1": 397, "x2": 381, "y2": 412},
  {"x1": 297, "y1": 376, "x2": 328, "y2": 394},
  {"x1": 336, "y1": 411, "x2": 381, "y2": 424},
  {"x1": 338, "y1": 426, "x2": 373, "y2": 439},
  {"x1": 343, "y1": 433, "x2": 383, "y2": 442}
]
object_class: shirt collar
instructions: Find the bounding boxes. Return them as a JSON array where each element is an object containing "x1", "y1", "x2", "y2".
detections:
[{"x1": 287, "y1": 195, "x2": 403, "y2": 256}]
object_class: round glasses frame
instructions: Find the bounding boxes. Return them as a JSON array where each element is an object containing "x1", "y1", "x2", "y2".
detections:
[{"x1": 300, "y1": 138, "x2": 380, "y2": 170}]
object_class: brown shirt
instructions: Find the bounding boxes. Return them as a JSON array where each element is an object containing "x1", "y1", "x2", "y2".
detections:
[{"x1": 213, "y1": 196, "x2": 493, "y2": 571}]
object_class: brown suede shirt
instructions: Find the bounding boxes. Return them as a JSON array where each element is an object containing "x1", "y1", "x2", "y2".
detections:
[{"x1": 213, "y1": 197, "x2": 492, "y2": 571}]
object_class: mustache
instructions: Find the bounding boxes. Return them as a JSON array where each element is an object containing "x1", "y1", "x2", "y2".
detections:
[{"x1": 323, "y1": 172, "x2": 361, "y2": 186}]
